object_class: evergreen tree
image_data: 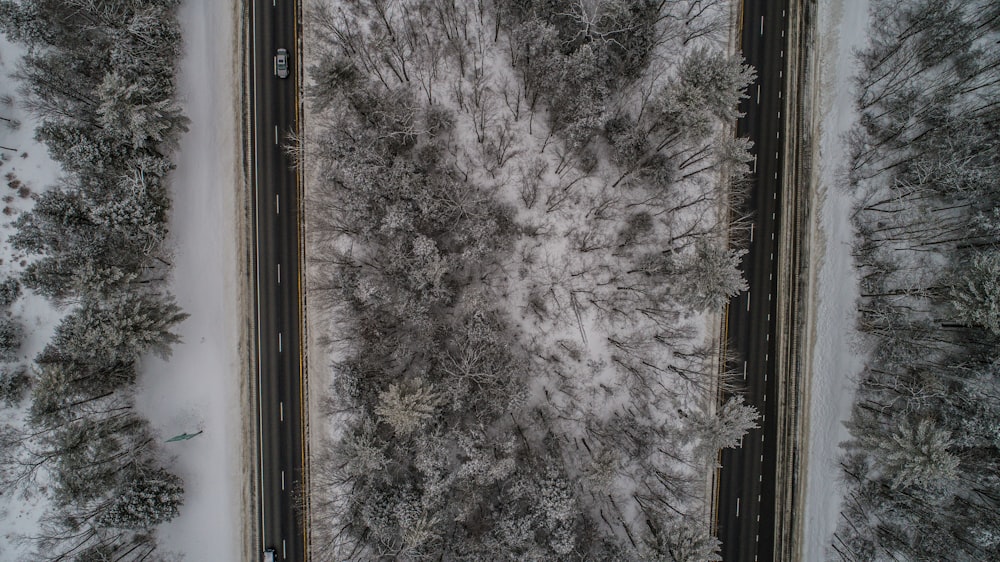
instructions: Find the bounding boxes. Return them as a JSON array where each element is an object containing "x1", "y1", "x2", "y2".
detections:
[
  {"x1": 96, "y1": 71, "x2": 188, "y2": 151},
  {"x1": 99, "y1": 465, "x2": 184, "y2": 530},
  {"x1": 643, "y1": 516, "x2": 723, "y2": 562},
  {"x1": 0, "y1": 364, "x2": 30, "y2": 406},
  {"x1": 687, "y1": 395, "x2": 759, "y2": 461},
  {"x1": 51, "y1": 292, "x2": 188, "y2": 363},
  {"x1": 862, "y1": 417, "x2": 959, "y2": 491},
  {"x1": 0, "y1": 316, "x2": 23, "y2": 363},
  {"x1": 950, "y1": 249, "x2": 1000, "y2": 335},
  {"x1": 0, "y1": 277, "x2": 22, "y2": 308}
]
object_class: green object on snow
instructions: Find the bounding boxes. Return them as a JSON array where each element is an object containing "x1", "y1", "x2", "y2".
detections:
[{"x1": 165, "y1": 430, "x2": 203, "y2": 442}]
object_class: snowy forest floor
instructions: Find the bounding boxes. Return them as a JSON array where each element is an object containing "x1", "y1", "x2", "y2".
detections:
[{"x1": 0, "y1": 32, "x2": 63, "y2": 561}]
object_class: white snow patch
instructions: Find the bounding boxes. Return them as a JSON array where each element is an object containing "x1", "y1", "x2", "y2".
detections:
[
  {"x1": 802, "y1": 0, "x2": 870, "y2": 559},
  {"x1": 133, "y1": 1, "x2": 243, "y2": 560}
]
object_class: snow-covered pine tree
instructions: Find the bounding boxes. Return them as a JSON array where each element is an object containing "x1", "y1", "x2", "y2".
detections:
[
  {"x1": 50, "y1": 291, "x2": 188, "y2": 363},
  {"x1": 0, "y1": 316, "x2": 23, "y2": 363},
  {"x1": 99, "y1": 465, "x2": 184, "y2": 530},
  {"x1": 687, "y1": 395, "x2": 759, "y2": 462},
  {"x1": 643, "y1": 515, "x2": 723, "y2": 562},
  {"x1": 949, "y1": 249, "x2": 1000, "y2": 335}
]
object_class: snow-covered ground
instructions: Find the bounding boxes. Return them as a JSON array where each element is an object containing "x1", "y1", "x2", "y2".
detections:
[
  {"x1": 134, "y1": 1, "x2": 244, "y2": 560},
  {"x1": 0, "y1": 33, "x2": 63, "y2": 561},
  {"x1": 801, "y1": 0, "x2": 871, "y2": 559},
  {"x1": 0, "y1": 1, "x2": 244, "y2": 560}
]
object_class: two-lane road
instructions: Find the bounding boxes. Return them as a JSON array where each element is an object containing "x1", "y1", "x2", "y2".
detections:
[
  {"x1": 249, "y1": 0, "x2": 305, "y2": 560},
  {"x1": 717, "y1": 1, "x2": 790, "y2": 561}
]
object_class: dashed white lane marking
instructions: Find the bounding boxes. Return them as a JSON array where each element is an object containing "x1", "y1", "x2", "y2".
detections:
[
  {"x1": 278, "y1": 332, "x2": 283, "y2": 353},
  {"x1": 276, "y1": 193, "x2": 280, "y2": 214},
  {"x1": 277, "y1": 263, "x2": 281, "y2": 284},
  {"x1": 274, "y1": 125, "x2": 278, "y2": 145},
  {"x1": 761, "y1": 15, "x2": 764, "y2": 35}
]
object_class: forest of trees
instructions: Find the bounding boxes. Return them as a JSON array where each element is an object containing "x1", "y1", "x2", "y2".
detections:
[
  {"x1": 306, "y1": 0, "x2": 756, "y2": 559},
  {"x1": 0, "y1": 0, "x2": 188, "y2": 559},
  {"x1": 833, "y1": 0, "x2": 1000, "y2": 560}
]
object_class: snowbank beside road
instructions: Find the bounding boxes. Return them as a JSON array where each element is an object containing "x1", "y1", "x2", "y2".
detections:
[
  {"x1": 134, "y1": 1, "x2": 244, "y2": 560},
  {"x1": 802, "y1": 0, "x2": 870, "y2": 559}
]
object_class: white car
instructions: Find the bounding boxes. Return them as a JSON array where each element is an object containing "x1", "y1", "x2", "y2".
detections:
[
  {"x1": 264, "y1": 547, "x2": 276, "y2": 562},
  {"x1": 275, "y1": 48, "x2": 289, "y2": 79}
]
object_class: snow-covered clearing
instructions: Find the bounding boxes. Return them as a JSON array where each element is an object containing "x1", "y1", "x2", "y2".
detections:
[
  {"x1": 0, "y1": 1, "x2": 244, "y2": 559},
  {"x1": 133, "y1": 1, "x2": 245, "y2": 560},
  {"x1": 801, "y1": 0, "x2": 870, "y2": 559}
]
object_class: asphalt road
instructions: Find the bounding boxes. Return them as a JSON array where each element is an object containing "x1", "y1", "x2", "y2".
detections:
[
  {"x1": 717, "y1": 1, "x2": 790, "y2": 561},
  {"x1": 250, "y1": 0, "x2": 305, "y2": 560}
]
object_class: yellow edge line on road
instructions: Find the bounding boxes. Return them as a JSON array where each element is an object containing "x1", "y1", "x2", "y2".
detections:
[
  {"x1": 737, "y1": 0, "x2": 745, "y2": 42},
  {"x1": 715, "y1": 303, "x2": 729, "y2": 536}
]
